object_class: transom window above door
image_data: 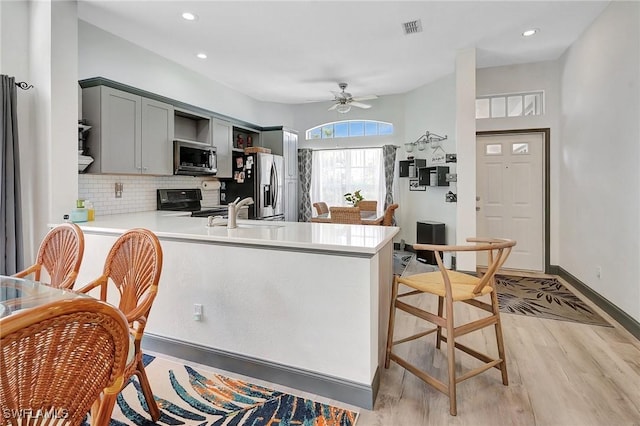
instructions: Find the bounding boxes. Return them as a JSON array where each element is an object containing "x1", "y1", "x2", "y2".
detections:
[
  {"x1": 476, "y1": 91, "x2": 544, "y2": 119},
  {"x1": 306, "y1": 120, "x2": 393, "y2": 140}
]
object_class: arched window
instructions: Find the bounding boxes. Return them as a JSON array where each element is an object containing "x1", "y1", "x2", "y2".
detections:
[{"x1": 306, "y1": 120, "x2": 393, "y2": 140}]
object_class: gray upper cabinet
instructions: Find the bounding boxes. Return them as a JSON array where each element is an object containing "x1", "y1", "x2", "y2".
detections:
[
  {"x1": 212, "y1": 118, "x2": 233, "y2": 178},
  {"x1": 262, "y1": 128, "x2": 299, "y2": 180},
  {"x1": 82, "y1": 86, "x2": 173, "y2": 175},
  {"x1": 142, "y1": 98, "x2": 174, "y2": 174}
]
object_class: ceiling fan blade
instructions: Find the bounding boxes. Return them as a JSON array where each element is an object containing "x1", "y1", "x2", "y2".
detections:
[
  {"x1": 353, "y1": 94, "x2": 378, "y2": 101},
  {"x1": 350, "y1": 101, "x2": 372, "y2": 109},
  {"x1": 328, "y1": 103, "x2": 339, "y2": 111}
]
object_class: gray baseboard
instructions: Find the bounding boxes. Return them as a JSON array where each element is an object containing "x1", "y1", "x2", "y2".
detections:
[
  {"x1": 553, "y1": 265, "x2": 640, "y2": 340},
  {"x1": 142, "y1": 333, "x2": 379, "y2": 409}
]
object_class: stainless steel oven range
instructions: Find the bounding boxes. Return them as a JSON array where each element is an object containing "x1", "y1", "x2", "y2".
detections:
[{"x1": 156, "y1": 188, "x2": 228, "y2": 218}]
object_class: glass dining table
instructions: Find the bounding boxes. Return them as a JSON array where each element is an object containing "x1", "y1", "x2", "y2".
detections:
[{"x1": 0, "y1": 275, "x2": 89, "y2": 319}]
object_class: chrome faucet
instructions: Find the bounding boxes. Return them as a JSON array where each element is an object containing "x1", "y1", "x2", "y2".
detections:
[{"x1": 227, "y1": 197, "x2": 254, "y2": 229}]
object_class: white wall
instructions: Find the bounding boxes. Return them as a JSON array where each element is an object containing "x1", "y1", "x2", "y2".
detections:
[
  {"x1": 0, "y1": 0, "x2": 35, "y2": 261},
  {"x1": 1, "y1": 0, "x2": 78, "y2": 262},
  {"x1": 559, "y1": 1, "x2": 640, "y2": 322},
  {"x1": 476, "y1": 60, "x2": 561, "y2": 265},
  {"x1": 78, "y1": 21, "x2": 294, "y2": 129},
  {"x1": 400, "y1": 74, "x2": 456, "y2": 246}
]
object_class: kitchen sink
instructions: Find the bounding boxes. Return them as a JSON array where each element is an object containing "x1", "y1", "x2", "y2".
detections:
[{"x1": 235, "y1": 223, "x2": 284, "y2": 230}]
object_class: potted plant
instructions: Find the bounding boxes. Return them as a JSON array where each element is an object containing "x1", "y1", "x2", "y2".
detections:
[{"x1": 344, "y1": 190, "x2": 364, "y2": 207}]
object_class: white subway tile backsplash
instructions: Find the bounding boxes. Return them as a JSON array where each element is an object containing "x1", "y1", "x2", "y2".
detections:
[{"x1": 78, "y1": 174, "x2": 221, "y2": 217}]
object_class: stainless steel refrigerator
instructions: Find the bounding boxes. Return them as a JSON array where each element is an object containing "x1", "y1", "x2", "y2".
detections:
[{"x1": 221, "y1": 151, "x2": 284, "y2": 220}]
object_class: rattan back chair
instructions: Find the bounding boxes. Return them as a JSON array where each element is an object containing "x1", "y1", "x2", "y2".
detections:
[
  {"x1": 0, "y1": 298, "x2": 130, "y2": 426},
  {"x1": 358, "y1": 200, "x2": 378, "y2": 212},
  {"x1": 313, "y1": 202, "x2": 329, "y2": 215},
  {"x1": 77, "y1": 228, "x2": 163, "y2": 422},
  {"x1": 329, "y1": 206, "x2": 362, "y2": 224},
  {"x1": 382, "y1": 203, "x2": 399, "y2": 226},
  {"x1": 385, "y1": 237, "x2": 516, "y2": 416},
  {"x1": 13, "y1": 223, "x2": 84, "y2": 290}
]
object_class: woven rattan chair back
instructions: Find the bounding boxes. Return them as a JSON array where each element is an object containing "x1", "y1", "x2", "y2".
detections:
[
  {"x1": 0, "y1": 298, "x2": 129, "y2": 426},
  {"x1": 385, "y1": 237, "x2": 516, "y2": 416},
  {"x1": 13, "y1": 223, "x2": 84, "y2": 290},
  {"x1": 102, "y1": 228, "x2": 163, "y2": 317},
  {"x1": 313, "y1": 202, "x2": 329, "y2": 215},
  {"x1": 77, "y1": 228, "x2": 163, "y2": 422},
  {"x1": 329, "y1": 207, "x2": 362, "y2": 224},
  {"x1": 382, "y1": 203, "x2": 399, "y2": 226},
  {"x1": 358, "y1": 200, "x2": 378, "y2": 212}
]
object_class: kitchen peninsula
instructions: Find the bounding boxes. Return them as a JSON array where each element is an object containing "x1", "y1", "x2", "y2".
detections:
[{"x1": 73, "y1": 212, "x2": 399, "y2": 409}]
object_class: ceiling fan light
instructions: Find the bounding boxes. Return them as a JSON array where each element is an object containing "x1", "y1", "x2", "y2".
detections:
[{"x1": 336, "y1": 103, "x2": 351, "y2": 114}]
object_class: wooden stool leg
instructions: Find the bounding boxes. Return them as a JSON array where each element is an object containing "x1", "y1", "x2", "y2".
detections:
[
  {"x1": 491, "y1": 290, "x2": 509, "y2": 385},
  {"x1": 436, "y1": 296, "x2": 444, "y2": 349},
  {"x1": 385, "y1": 275, "x2": 400, "y2": 369},
  {"x1": 445, "y1": 296, "x2": 457, "y2": 416},
  {"x1": 136, "y1": 359, "x2": 161, "y2": 421}
]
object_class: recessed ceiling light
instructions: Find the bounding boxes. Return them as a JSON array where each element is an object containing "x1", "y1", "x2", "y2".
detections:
[
  {"x1": 182, "y1": 12, "x2": 197, "y2": 21},
  {"x1": 522, "y1": 29, "x2": 538, "y2": 37},
  {"x1": 196, "y1": 53, "x2": 207, "y2": 59}
]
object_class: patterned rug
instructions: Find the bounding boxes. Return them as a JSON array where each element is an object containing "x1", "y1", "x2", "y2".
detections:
[
  {"x1": 94, "y1": 355, "x2": 358, "y2": 426},
  {"x1": 494, "y1": 275, "x2": 611, "y2": 327},
  {"x1": 395, "y1": 253, "x2": 611, "y2": 327}
]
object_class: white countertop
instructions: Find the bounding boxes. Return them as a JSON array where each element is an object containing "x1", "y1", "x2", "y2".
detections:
[{"x1": 73, "y1": 211, "x2": 399, "y2": 255}]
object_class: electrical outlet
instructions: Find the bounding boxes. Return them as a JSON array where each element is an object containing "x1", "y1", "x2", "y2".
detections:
[
  {"x1": 596, "y1": 266, "x2": 602, "y2": 279},
  {"x1": 193, "y1": 303, "x2": 203, "y2": 321}
]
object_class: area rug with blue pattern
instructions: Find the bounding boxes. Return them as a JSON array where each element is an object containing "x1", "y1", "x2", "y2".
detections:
[{"x1": 97, "y1": 355, "x2": 358, "y2": 426}]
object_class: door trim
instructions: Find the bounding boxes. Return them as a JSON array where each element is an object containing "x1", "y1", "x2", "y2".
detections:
[{"x1": 476, "y1": 128, "x2": 551, "y2": 273}]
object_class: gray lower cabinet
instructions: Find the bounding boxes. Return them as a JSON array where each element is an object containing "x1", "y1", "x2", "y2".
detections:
[
  {"x1": 83, "y1": 86, "x2": 174, "y2": 175},
  {"x1": 212, "y1": 118, "x2": 233, "y2": 178}
]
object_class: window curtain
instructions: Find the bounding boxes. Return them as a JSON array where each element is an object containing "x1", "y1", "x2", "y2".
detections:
[
  {"x1": 1, "y1": 75, "x2": 24, "y2": 275},
  {"x1": 382, "y1": 145, "x2": 398, "y2": 209},
  {"x1": 298, "y1": 148, "x2": 313, "y2": 221}
]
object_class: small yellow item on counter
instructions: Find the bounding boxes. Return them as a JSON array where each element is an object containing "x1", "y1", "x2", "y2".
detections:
[{"x1": 85, "y1": 200, "x2": 95, "y2": 221}]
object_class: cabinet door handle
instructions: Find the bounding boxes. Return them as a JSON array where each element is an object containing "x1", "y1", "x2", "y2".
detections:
[{"x1": 143, "y1": 166, "x2": 148, "y2": 171}]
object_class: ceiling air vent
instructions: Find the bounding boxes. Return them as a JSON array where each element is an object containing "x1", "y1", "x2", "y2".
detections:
[{"x1": 402, "y1": 19, "x2": 423, "y2": 35}]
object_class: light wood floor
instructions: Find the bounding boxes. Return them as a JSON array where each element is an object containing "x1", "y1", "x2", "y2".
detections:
[{"x1": 150, "y1": 275, "x2": 640, "y2": 426}]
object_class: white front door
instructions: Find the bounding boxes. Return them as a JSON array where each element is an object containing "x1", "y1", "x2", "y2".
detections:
[{"x1": 476, "y1": 133, "x2": 544, "y2": 271}]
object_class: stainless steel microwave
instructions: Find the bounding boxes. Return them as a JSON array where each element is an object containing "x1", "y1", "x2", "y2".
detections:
[{"x1": 173, "y1": 139, "x2": 217, "y2": 176}]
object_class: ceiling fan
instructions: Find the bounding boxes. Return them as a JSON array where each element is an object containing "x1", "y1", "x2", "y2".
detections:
[{"x1": 328, "y1": 82, "x2": 377, "y2": 113}]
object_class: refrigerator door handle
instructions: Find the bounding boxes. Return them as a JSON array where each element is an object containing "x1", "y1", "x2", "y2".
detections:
[
  {"x1": 272, "y1": 163, "x2": 279, "y2": 207},
  {"x1": 269, "y1": 164, "x2": 276, "y2": 207}
]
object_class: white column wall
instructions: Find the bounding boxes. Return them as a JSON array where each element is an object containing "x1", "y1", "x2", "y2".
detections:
[
  {"x1": 559, "y1": 1, "x2": 640, "y2": 322},
  {"x1": 50, "y1": 0, "x2": 78, "y2": 227},
  {"x1": 455, "y1": 48, "x2": 477, "y2": 271}
]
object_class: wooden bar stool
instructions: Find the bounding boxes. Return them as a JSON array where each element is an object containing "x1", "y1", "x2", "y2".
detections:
[{"x1": 385, "y1": 237, "x2": 516, "y2": 415}]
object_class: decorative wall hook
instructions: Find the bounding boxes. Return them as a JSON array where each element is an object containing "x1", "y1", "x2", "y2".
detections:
[{"x1": 405, "y1": 131, "x2": 447, "y2": 152}]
